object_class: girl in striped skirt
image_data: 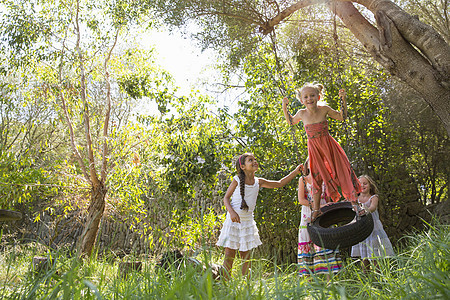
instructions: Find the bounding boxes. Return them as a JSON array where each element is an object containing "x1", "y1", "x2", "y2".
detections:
[{"x1": 297, "y1": 158, "x2": 342, "y2": 280}]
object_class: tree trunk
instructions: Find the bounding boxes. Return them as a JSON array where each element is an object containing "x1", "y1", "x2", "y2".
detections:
[
  {"x1": 333, "y1": 1, "x2": 450, "y2": 135},
  {"x1": 79, "y1": 182, "x2": 107, "y2": 257}
]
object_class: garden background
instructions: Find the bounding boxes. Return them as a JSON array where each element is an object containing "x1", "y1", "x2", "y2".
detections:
[{"x1": 0, "y1": 0, "x2": 448, "y2": 298}]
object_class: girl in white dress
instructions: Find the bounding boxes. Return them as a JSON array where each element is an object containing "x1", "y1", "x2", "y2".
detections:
[
  {"x1": 351, "y1": 175, "x2": 395, "y2": 271},
  {"x1": 216, "y1": 153, "x2": 302, "y2": 280}
]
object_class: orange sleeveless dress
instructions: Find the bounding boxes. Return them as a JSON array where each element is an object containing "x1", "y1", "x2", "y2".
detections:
[{"x1": 305, "y1": 120, "x2": 361, "y2": 202}]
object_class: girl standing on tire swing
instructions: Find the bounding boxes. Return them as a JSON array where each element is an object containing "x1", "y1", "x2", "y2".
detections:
[
  {"x1": 216, "y1": 153, "x2": 303, "y2": 280},
  {"x1": 282, "y1": 82, "x2": 361, "y2": 221}
]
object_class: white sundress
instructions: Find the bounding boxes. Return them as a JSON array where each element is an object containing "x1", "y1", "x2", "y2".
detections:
[
  {"x1": 351, "y1": 195, "x2": 395, "y2": 258},
  {"x1": 216, "y1": 175, "x2": 262, "y2": 252}
]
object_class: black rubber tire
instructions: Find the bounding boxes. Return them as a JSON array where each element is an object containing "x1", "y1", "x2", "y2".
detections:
[
  {"x1": 0, "y1": 209, "x2": 22, "y2": 221},
  {"x1": 307, "y1": 202, "x2": 374, "y2": 250}
]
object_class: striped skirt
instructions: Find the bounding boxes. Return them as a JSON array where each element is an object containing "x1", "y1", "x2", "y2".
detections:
[{"x1": 298, "y1": 241, "x2": 342, "y2": 275}]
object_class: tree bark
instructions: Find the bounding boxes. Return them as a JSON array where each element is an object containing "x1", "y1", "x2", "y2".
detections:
[
  {"x1": 354, "y1": 0, "x2": 450, "y2": 78},
  {"x1": 79, "y1": 182, "x2": 107, "y2": 257},
  {"x1": 72, "y1": 0, "x2": 116, "y2": 257},
  {"x1": 332, "y1": 1, "x2": 450, "y2": 135}
]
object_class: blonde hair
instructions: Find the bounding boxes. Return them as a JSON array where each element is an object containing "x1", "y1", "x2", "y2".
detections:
[
  {"x1": 296, "y1": 82, "x2": 325, "y2": 100},
  {"x1": 359, "y1": 174, "x2": 379, "y2": 195}
]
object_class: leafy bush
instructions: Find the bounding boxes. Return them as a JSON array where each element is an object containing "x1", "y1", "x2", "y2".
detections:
[{"x1": 0, "y1": 153, "x2": 58, "y2": 209}]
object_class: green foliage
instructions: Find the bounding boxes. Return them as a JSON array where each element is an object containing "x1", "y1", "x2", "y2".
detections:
[
  {"x1": 0, "y1": 68, "x2": 65, "y2": 209},
  {"x1": 383, "y1": 83, "x2": 450, "y2": 205},
  {"x1": 0, "y1": 0, "x2": 53, "y2": 70},
  {"x1": 116, "y1": 48, "x2": 176, "y2": 115},
  {"x1": 153, "y1": 95, "x2": 233, "y2": 198},
  {"x1": 0, "y1": 153, "x2": 58, "y2": 209},
  {"x1": 168, "y1": 208, "x2": 223, "y2": 251},
  {"x1": 101, "y1": 91, "x2": 233, "y2": 254}
]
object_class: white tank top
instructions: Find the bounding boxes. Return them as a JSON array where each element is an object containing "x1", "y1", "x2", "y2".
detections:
[{"x1": 229, "y1": 175, "x2": 260, "y2": 221}]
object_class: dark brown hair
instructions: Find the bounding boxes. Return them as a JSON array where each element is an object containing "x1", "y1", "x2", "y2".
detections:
[{"x1": 235, "y1": 153, "x2": 252, "y2": 211}]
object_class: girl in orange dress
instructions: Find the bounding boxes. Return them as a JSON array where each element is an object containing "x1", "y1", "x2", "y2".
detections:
[{"x1": 282, "y1": 82, "x2": 361, "y2": 220}]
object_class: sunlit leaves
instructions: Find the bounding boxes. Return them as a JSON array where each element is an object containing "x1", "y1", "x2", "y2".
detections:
[
  {"x1": 113, "y1": 48, "x2": 176, "y2": 116},
  {"x1": 0, "y1": 153, "x2": 58, "y2": 209},
  {"x1": 152, "y1": 95, "x2": 232, "y2": 197},
  {"x1": 0, "y1": 0, "x2": 54, "y2": 69}
]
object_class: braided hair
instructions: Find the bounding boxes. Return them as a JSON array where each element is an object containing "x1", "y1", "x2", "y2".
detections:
[{"x1": 236, "y1": 153, "x2": 251, "y2": 211}]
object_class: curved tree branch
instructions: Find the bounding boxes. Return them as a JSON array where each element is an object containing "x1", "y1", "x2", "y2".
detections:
[
  {"x1": 259, "y1": 0, "x2": 328, "y2": 34},
  {"x1": 75, "y1": 0, "x2": 100, "y2": 187},
  {"x1": 354, "y1": 0, "x2": 450, "y2": 82},
  {"x1": 100, "y1": 28, "x2": 120, "y2": 183}
]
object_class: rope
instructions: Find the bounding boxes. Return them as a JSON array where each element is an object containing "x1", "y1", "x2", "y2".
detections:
[
  {"x1": 332, "y1": 2, "x2": 346, "y2": 120},
  {"x1": 269, "y1": 31, "x2": 303, "y2": 165},
  {"x1": 332, "y1": 2, "x2": 350, "y2": 144}
]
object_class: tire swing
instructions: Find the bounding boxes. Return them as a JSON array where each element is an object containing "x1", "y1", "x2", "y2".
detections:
[{"x1": 307, "y1": 202, "x2": 374, "y2": 249}]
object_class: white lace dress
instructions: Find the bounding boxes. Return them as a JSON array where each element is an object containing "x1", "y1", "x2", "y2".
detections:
[
  {"x1": 216, "y1": 175, "x2": 262, "y2": 252},
  {"x1": 351, "y1": 195, "x2": 395, "y2": 258}
]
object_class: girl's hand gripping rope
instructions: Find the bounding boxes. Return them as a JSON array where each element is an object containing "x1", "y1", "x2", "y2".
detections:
[
  {"x1": 338, "y1": 89, "x2": 346, "y2": 101},
  {"x1": 338, "y1": 89, "x2": 348, "y2": 120}
]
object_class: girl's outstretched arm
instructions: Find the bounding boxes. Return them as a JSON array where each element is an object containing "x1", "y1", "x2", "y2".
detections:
[
  {"x1": 282, "y1": 97, "x2": 301, "y2": 125},
  {"x1": 365, "y1": 195, "x2": 379, "y2": 213},
  {"x1": 297, "y1": 177, "x2": 310, "y2": 206},
  {"x1": 224, "y1": 179, "x2": 240, "y2": 223},
  {"x1": 259, "y1": 165, "x2": 303, "y2": 188}
]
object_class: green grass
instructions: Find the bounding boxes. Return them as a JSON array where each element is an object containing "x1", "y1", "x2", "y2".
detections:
[{"x1": 0, "y1": 222, "x2": 448, "y2": 299}]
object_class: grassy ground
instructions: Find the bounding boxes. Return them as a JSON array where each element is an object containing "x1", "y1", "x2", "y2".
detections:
[{"x1": 0, "y1": 222, "x2": 448, "y2": 299}]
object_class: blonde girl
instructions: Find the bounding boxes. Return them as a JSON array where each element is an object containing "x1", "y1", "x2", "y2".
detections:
[
  {"x1": 282, "y1": 82, "x2": 361, "y2": 221},
  {"x1": 351, "y1": 175, "x2": 394, "y2": 271}
]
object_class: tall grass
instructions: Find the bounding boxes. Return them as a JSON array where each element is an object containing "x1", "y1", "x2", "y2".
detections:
[{"x1": 0, "y1": 222, "x2": 448, "y2": 299}]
